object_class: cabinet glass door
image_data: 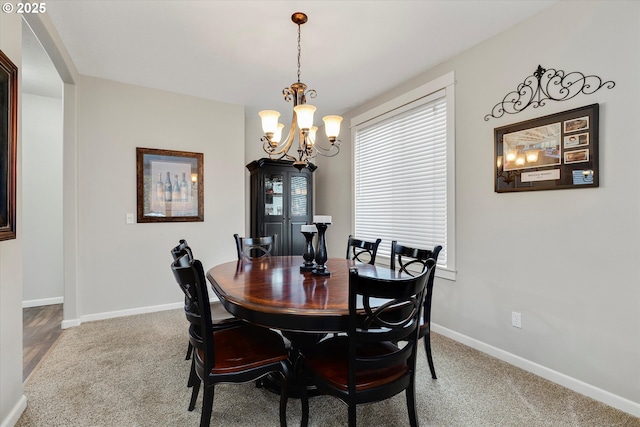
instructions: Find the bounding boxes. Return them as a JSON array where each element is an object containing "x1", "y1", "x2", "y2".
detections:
[
  {"x1": 290, "y1": 175, "x2": 308, "y2": 217},
  {"x1": 264, "y1": 174, "x2": 284, "y2": 216}
]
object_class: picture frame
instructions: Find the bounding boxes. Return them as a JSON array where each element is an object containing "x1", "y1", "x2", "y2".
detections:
[
  {"x1": 563, "y1": 132, "x2": 589, "y2": 149},
  {"x1": 494, "y1": 104, "x2": 599, "y2": 193},
  {"x1": 0, "y1": 51, "x2": 18, "y2": 241},
  {"x1": 564, "y1": 148, "x2": 589, "y2": 164},
  {"x1": 136, "y1": 147, "x2": 204, "y2": 222}
]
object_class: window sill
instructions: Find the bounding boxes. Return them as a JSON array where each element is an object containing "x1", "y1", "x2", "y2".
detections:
[{"x1": 436, "y1": 268, "x2": 456, "y2": 282}]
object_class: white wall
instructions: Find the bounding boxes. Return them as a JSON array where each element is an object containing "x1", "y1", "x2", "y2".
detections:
[
  {"x1": 314, "y1": 144, "x2": 352, "y2": 259},
  {"x1": 22, "y1": 93, "x2": 63, "y2": 305},
  {"x1": 243, "y1": 116, "x2": 265, "y2": 234},
  {"x1": 75, "y1": 75, "x2": 245, "y2": 319},
  {"x1": 319, "y1": 0, "x2": 640, "y2": 414},
  {"x1": 0, "y1": 11, "x2": 26, "y2": 427}
]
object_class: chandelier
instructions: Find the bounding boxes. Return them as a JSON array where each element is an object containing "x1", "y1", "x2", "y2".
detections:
[{"x1": 259, "y1": 12, "x2": 343, "y2": 170}]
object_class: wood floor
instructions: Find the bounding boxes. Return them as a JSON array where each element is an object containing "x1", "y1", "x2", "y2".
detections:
[{"x1": 23, "y1": 304, "x2": 64, "y2": 382}]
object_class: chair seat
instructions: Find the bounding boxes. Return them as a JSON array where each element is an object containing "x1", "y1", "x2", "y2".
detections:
[
  {"x1": 304, "y1": 336, "x2": 409, "y2": 391},
  {"x1": 196, "y1": 325, "x2": 288, "y2": 374}
]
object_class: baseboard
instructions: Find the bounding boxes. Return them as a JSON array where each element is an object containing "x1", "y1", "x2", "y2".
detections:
[
  {"x1": 22, "y1": 296, "x2": 63, "y2": 308},
  {"x1": 0, "y1": 394, "x2": 27, "y2": 427},
  {"x1": 59, "y1": 300, "x2": 215, "y2": 329},
  {"x1": 431, "y1": 323, "x2": 640, "y2": 418},
  {"x1": 61, "y1": 318, "x2": 81, "y2": 329},
  {"x1": 79, "y1": 301, "x2": 184, "y2": 323}
]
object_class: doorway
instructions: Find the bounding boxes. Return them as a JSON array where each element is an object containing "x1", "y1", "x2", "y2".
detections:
[{"x1": 21, "y1": 20, "x2": 64, "y2": 381}]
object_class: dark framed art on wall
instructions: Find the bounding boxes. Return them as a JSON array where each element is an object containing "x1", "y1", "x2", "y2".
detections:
[
  {"x1": 0, "y1": 50, "x2": 18, "y2": 241},
  {"x1": 136, "y1": 147, "x2": 204, "y2": 222},
  {"x1": 494, "y1": 104, "x2": 599, "y2": 193}
]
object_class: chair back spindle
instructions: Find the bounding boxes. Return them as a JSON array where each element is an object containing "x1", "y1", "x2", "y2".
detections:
[
  {"x1": 345, "y1": 235, "x2": 382, "y2": 265},
  {"x1": 234, "y1": 233, "x2": 278, "y2": 259}
]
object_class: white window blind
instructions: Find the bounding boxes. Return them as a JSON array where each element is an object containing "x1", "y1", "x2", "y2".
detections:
[{"x1": 354, "y1": 93, "x2": 447, "y2": 266}]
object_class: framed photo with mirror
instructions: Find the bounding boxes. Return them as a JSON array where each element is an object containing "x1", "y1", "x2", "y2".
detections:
[{"x1": 494, "y1": 104, "x2": 599, "y2": 193}]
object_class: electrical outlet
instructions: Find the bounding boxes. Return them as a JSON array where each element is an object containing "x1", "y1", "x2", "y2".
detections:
[{"x1": 511, "y1": 311, "x2": 522, "y2": 328}]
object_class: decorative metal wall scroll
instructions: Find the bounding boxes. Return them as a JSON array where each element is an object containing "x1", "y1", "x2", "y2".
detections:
[
  {"x1": 495, "y1": 104, "x2": 598, "y2": 193},
  {"x1": 485, "y1": 65, "x2": 614, "y2": 121}
]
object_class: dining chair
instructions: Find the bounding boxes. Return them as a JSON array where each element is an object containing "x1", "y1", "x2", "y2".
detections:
[
  {"x1": 171, "y1": 239, "x2": 193, "y2": 262},
  {"x1": 170, "y1": 240, "x2": 241, "y2": 411},
  {"x1": 345, "y1": 235, "x2": 382, "y2": 265},
  {"x1": 234, "y1": 233, "x2": 277, "y2": 259},
  {"x1": 390, "y1": 241, "x2": 442, "y2": 379},
  {"x1": 171, "y1": 239, "x2": 240, "y2": 359},
  {"x1": 171, "y1": 254, "x2": 292, "y2": 427},
  {"x1": 299, "y1": 266, "x2": 432, "y2": 427},
  {"x1": 171, "y1": 240, "x2": 198, "y2": 361}
]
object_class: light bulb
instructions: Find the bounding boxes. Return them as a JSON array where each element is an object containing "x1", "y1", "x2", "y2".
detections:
[
  {"x1": 308, "y1": 126, "x2": 318, "y2": 148},
  {"x1": 259, "y1": 110, "x2": 280, "y2": 135},
  {"x1": 272, "y1": 123, "x2": 285, "y2": 143},
  {"x1": 323, "y1": 115, "x2": 343, "y2": 140},
  {"x1": 294, "y1": 105, "x2": 316, "y2": 130}
]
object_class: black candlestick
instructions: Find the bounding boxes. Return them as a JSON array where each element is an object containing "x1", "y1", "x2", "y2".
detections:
[
  {"x1": 313, "y1": 223, "x2": 330, "y2": 276},
  {"x1": 300, "y1": 231, "x2": 316, "y2": 272}
]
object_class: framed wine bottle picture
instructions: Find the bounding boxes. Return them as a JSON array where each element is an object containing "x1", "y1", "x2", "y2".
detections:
[
  {"x1": 0, "y1": 50, "x2": 18, "y2": 241},
  {"x1": 136, "y1": 147, "x2": 204, "y2": 223}
]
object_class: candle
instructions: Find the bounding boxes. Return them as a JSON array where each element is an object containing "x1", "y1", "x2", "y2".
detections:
[
  {"x1": 301, "y1": 225, "x2": 317, "y2": 233},
  {"x1": 313, "y1": 215, "x2": 332, "y2": 224}
]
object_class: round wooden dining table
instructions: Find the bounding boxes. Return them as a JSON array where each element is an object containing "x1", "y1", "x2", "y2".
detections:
[
  {"x1": 206, "y1": 255, "x2": 403, "y2": 397},
  {"x1": 206, "y1": 256, "x2": 400, "y2": 334}
]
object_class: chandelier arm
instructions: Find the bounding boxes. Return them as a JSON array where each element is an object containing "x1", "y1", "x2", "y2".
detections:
[
  {"x1": 262, "y1": 137, "x2": 290, "y2": 160},
  {"x1": 283, "y1": 87, "x2": 294, "y2": 103},
  {"x1": 309, "y1": 140, "x2": 341, "y2": 158}
]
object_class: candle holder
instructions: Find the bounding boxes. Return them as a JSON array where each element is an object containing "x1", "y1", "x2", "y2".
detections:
[
  {"x1": 300, "y1": 228, "x2": 316, "y2": 272},
  {"x1": 313, "y1": 222, "x2": 330, "y2": 276}
]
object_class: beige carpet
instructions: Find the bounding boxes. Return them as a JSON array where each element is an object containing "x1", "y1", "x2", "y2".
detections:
[{"x1": 17, "y1": 309, "x2": 640, "y2": 427}]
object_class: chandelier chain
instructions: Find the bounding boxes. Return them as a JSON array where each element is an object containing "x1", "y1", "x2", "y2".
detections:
[{"x1": 297, "y1": 23, "x2": 301, "y2": 83}]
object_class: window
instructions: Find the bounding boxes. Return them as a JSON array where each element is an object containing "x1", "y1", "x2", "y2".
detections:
[{"x1": 351, "y1": 72, "x2": 456, "y2": 280}]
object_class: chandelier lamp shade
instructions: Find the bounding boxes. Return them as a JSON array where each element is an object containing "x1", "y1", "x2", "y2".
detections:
[{"x1": 259, "y1": 12, "x2": 343, "y2": 170}]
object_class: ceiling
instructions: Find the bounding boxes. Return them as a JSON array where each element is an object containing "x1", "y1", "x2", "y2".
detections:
[{"x1": 24, "y1": 0, "x2": 559, "y2": 119}]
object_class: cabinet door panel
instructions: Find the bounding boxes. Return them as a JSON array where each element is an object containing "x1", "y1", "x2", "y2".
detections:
[
  {"x1": 263, "y1": 221, "x2": 284, "y2": 256},
  {"x1": 264, "y1": 173, "x2": 284, "y2": 217},
  {"x1": 289, "y1": 174, "x2": 309, "y2": 219},
  {"x1": 289, "y1": 221, "x2": 307, "y2": 256}
]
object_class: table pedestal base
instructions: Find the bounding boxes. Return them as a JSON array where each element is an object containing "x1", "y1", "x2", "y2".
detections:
[{"x1": 261, "y1": 331, "x2": 327, "y2": 398}]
